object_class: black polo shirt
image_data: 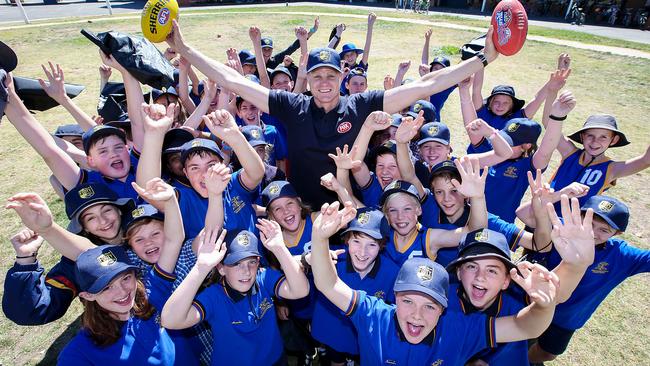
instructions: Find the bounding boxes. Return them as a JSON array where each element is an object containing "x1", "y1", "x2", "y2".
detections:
[{"x1": 269, "y1": 89, "x2": 384, "y2": 207}]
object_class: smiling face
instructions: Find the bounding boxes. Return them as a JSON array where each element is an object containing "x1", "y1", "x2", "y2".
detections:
[
  {"x1": 183, "y1": 151, "x2": 222, "y2": 198},
  {"x1": 307, "y1": 67, "x2": 342, "y2": 110},
  {"x1": 489, "y1": 95, "x2": 514, "y2": 116},
  {"x1": 127, "y1": 219, "x2": 164, "y2": 264},
  {"x1": 419, "y1": 141, "x2": 451, "y2": 167},
  {"x1": 87, "y1": 135, "x2": 131, "y2": 180},
  {"x1": 342, "y1": 51, "x2": 358, "y2": 65},
  {"x1": 237, "y1": 100, "x2": 261, "y2": 126},
  {"x1": 80, "y1": 203, "x2": 122, "y2": 243},
  {"x1": 262, "y1": 47, "x2": 273, "y2": 62},
  {"x1": 591, "y1": 215, "x2": 618, "y2": 245},
  {"x1": 346, "y1": 232, "x2": 381, "y2": 276},
  {"x1": 431, "y1": 175, "x2": 465, "y2": 222},
  {"x1": 218, "y1": 257, "x2": 260, "y2": 293},
  {"x1": 581, "y1": 128, "x2": 619, "y2": 157},
  {"x1": 80, "y1": 270, "x2": 137, "y2": 321},
  {"x1": 242, "y1": 64, "x2": 257, "y2": 75},
  {"x1": 271, "y1": 73, "x2": 293, "y2": 92},
  {"x1": 346, "y1": 75, "x2": 367, "y2": 94},
  {"x1": 395, "y1": 291, "x2": 443, "y2": 344},
  {"x1": 456, "y1": 258, "x2": 510, "y2": 310},
  {"x1": 375, "y1": 153, "x2": 401, "y2": 189},
  {"x1": 384, "y1": 193, "x2": 421, "y2": 237},
  {"x1": 268, "y1": 196, "x2": 304, "y2": 233}
]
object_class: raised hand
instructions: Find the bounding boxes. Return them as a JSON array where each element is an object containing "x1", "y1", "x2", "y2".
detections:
[
  {"x1": 546, "y1": 195, "x2": 595, "y2": 268},
  {"x1": 10, "y1": 227, "x2": 44, "y2": 259},
  {"x1": 194, "y1": 228, "x2": 228, "y2": 271},
  {"x1": 418, "y1": 64, "x2": 430, "y2": 77},
  {"x1": 335, "y1": 23, "x2": 346, "y2": 38},
  {"x1": 397, "y1": 60, "x2": 411, "y2": 74},
  {"x1": 395, "y1": 113, "x2": 423, "y2": 144},
  {"x1": 203, "y1": 110, "x2": 239, "y2": 138},
  {"x1": 256, "y1": 219, "x2": 286, "y2": 252},
  {"x1": 249, "y1": 26, "x2": 262, "y2": 42},
  {"x1": 547, "y1": 68, "x2": 571, "y2": 93},
  {"x1": 165, "y1": 19, "x2": 187, "y2": 53},
  {"x1": 557, "y1": 53, "x2": 571, "y2": 70},
  {"x1": 98, "y1": 50, "x2": 126, "y2": 73},
  {"x1": 283, "y1": 55, "x2": 293, "y2": 67},
  {"x1": 320, "y1": 172, "x2": 342, "y2": 192},
  {"x1": 205, "y1": 162, "x2": 232, "y2": 196},
  {"x1": 225, "y1": 47, "x2": 244, "y2": 75},
  {"x1": 465, "y1": 118, "x2": 495, "y2": 140},
  {"x1": 424, "y1": 28, "x2": 432, "y2": 40},
  {"x1": 141, "y1": 102, "x2": 175, "y2": 133},
  {"x1": 328, "y1": 144, "x2": 362, "y2": 170},
  {"x1": 363, "y1": 111, "x2": 392, "y2": 131},
  {"x1": 510, "y1": 261, "x2": 559, "y2": 308},
  {"x1": 312, "y1": 201, "x2": 357, "y2": 241},
  {"x1": 368, "y1": 12, "x2": 377, "y2": 26},
  {"x1": 132, "y1": 178, "x2": 175, "y2": 204},
  {"x1": 550, "y1": 90, "x2": 577, "y2": 117},
  {"x1": 295, "y1": 26, "x2": 309, "y2": 42},
  {"x1": 452, "y1": 156, "x2": 487, "y2": 199},
  {"x1": 527, "y1": 169, "x2": 554, "y2": 208},
  {"x1": 99, "y1": 64, "x2": 112, "y2": 82},
  {"x1": 6, "y1": 193, "x2": 54, "y2": 233},
  {"x1": 163, "y1": 47, "x2": 177, "y2": 61},
  {"x1": 483, "y1": 26, "x2": 499, "y2": 63},
  {"x1": 312, "y1": 16, "x2": 320, "y2": 33},
  {"x1": 39, "y1": 62, "x2": 68, "y2": 103},
  {"x1": 383, "y1": 74, "x2": 395, "y2": 90},
  {"x1": 559, "y1": 182, "x2": 589, "y2": 200}
]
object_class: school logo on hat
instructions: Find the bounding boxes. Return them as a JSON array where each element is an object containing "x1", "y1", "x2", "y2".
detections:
[
  {"x1": 78, "y1": 186, "x2": 95, "y2": 199},
  {"x1": 416, "y1": 265, "x2": 433, "y2": 282},
  {"x1": 91, "y1": 125, "x2": 106, "y2": 133},
  {"x1": 237, "y1": 233, "x2": 250, "y2": 246},
  {"x1": 357, "y1": 212, "x2": 370, "y2": 225},
  {"x1": 598, "y1": 200, "x2": 614, "y2": 213},
  {"x1": 386, "y1": 180, "x2": 401, "y2": 190},
  {"x1": 250, "y1": 128, "x2": 261, "y2": 139},
  {"x1": 131, "y1": 206, "x2": 146, "y2": 218},
  {"x1": 319, "y1": 50, "x2": 331, "y2": 62},
  {"x1": 413, "y1": 103, "x2": 423, "y2": 113},
  {"x1": 268, "y1": 184, "x2": 280, "y2": 195},
  {"x1": 97, "y1": 251, "x2": 117, "y2": 267},
  {"x1": 263, "y1": 39, "x2": 271, "y2": 45},
  {"x1": 507, "y1": 122, "x2": 520, "y2": 132},
  {"x1": 428, "y1": 125, "x2": 439, "y2": 136},
  {"x1": 191, "y1": 140, "x2": 202, "y2": 148},
  {"x1": 474, "y1": 229, "x2": 489, "y2": 242}
]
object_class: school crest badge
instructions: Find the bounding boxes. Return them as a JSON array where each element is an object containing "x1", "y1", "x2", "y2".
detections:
[
  {"x1": 428, "y1": 125, "x2": 439, "y2": 136},
  {"x1": 413, "y1": 103, "x2": 423, "y2": 113},
  {"x1": 250, "y1": 128, "x2": 261, "y2": 139},
  {"x1": 598, "y1": 200, "x2": 614, "y2": 213},
  {"x1": 97, "y1": 252, "x2": 117, "y2": 267},
  {"x1": 319, "y1": 50, "x2": 330, "y2": 62},
  {"x1": 78, "y1": 186, "x2": 95, "y2": 199},
  {"x1": 132, "y1": 207, "x2": 146, "y2": 218},
  {"x1": 474, "y1": 230, "x2": 489, "y2": 242},
  {"x1": 416, "y1": 265, "x2": 433, "y2": 282},
  {"x1": 357, "y1": 212, "x2": 370, "y2": 225},
  {"x1": 237, "y1": 233, "x2": 250, "y2": 247},
  {"x1": 591, "y1": 261, "x2": 609, "y2": 274},
  {"x1": 507, "y1": 122, "x2": 520, "y2": 133},
  {"x1": 268, "y1": 184, "x2": 280, "y2": 195}
]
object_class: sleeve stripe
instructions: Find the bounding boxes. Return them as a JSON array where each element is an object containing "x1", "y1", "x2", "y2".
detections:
[
  {"x1": 45, "y1": 277, "x2": 77, "y2": 295},
  {"x1": 237, "y1": 171, "x2": 257, "y2": 193},
  {"x1": 486, "y1": 316, "x2": 497, "y2": 348},
  {"x1": 344, "y1": 290, "x2": 359, "y2": 317},
  {"x1": 510, "y1": 229, "x2": 525, "y2": 251},
  {"x1": 192, "y1": 300, "x2": 205, "y2": 322},
  {"x1": 274, "y1": 276, "x2": 287, "y2": 299},
  {"x1": 153, "y1": 264, "x2": 176, "y2": 282}
]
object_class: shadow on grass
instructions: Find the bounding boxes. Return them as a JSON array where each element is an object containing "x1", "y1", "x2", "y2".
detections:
[{"x1": 35, "y1": 315, "x2": 81, "y2": 366}]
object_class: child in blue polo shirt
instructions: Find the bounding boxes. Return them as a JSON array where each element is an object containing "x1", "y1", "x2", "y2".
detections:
[
  {"x1": 528, "y1": 195, "x2": 650, "y2": 363},
  {"x1": 339, "y1": 13, "x2": 376, "y2": 70},
  {"x1": 310, "y1": 201, "x2": 561, "y2": 365},
  {"x1": 161, "y1": 224, "x2": 310, "y2": 366},
  {"x1": 311, "y1": 208, "x2": 400, "y2": 366}
]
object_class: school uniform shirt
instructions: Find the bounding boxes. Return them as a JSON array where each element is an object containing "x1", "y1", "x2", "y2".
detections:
[
  {"x1": 76, "y1": 149, "x2": 141, "y2": 201},
  {"x1": 234, "y1": 120, "x2": 286, "y2": 166},
  {"x1": 268, "y1": 89, "x2": 384, "y2": 207},
  {"x1": 311, "y1": 253, "x2": 399, "y2": 355},
  {"x1": 428, "y1": 85, "x2": 456, "y2": 122},
  {"x1": 544, "y1": 237, "x2": 650, "y2": 330},
  {"x1": 384, "y1": 225, "x2": 429, "y2": 267},
  {"x1": 447, "y1": 283, "x2": 530, "y2": 366},
  {"x1": 358, "y1": 172, "x2": 383, "y2": 208},
  {"x1": 283, "y1": 216, "x2": 315, "y2": 320},
  {"x1": 261, "y1": 114, "x2": 288, "y2": 164},
  {"x1": 57, "y1": 265, "x2": 199, "y2": 366},
  {"x1": 346, "y1": 290, "x2": 496, "y2": 365},
  {"x1": 192, "y1": 268, "x2": 287, "y2": 366},
  {"x1": 476, "y1": 105, "x2": 526, "y2": 131},
  {"x1": 176, "y1": 169, "x2": 259, "y2": 240},
  {"x1": 550, "y1": 148, "x2": 616, "y2": 210}
]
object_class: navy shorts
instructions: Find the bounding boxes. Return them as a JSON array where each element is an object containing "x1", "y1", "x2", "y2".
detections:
[{"x1": 537, "y1": 323, "x2": 576, "y2": 356}]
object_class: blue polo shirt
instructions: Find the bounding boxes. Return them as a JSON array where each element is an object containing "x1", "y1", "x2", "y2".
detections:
[
  {"x1": 268, "y1": 89, "x2": 384, "y2": 207},
  {"x1": 346, "y1": 290, "x2": 496, "y2": 365},
  {"x1": 384, "y1": 226, "x2": 429, "y2": 267},
  {"x1": 476, "y1": 105, "x2": 526, "y2": 131},
  {"x1": 234, "y1": 119, "x2": 286, "y2": 166},
  {"x1": 428, "y1": 85, "x2": 456, "y2": 122},
  {"x1": 447, "y1": 283, "x2": 529, "y2": 365},
  {"x1": 543, "y1": 237, "x2": 650, "y2": 330},
  {"x1": 358, "y1": 172, "x2": 384, "y2": 208},
  {"x1": 77, "y1": 150, "x2": 140, "y2": 201},
  {"x1": 311, "y1": 253, "x2": 399, "y2": 355},
  {"x1": 283, "y1": 215, "x2": 315, "y2": 319},
  {"x1": 261, "y1": 113, "x2": 288, "y2": 162},
  {"x1": 176, "y1": 169, "x2": 258, "y2": 240},
  {"x1": 192, "y1": 268, "x2": 286, "y2": 365},
  {"x1": 57, "y1": 265, "x2": 198, "y2": 366}
]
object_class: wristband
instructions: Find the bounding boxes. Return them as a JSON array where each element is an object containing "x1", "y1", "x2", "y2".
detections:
[
  {"x1": 549, "y1": 114, "x2": 567, "y2": 121},
  {"x1": 16, "y1": 253, "x2": 37, "y2": 259},
  {"x1": 309, "y1": 26, "x2": 317, "y2": 33},
  {"x1": 476, "y1": 52, "x2": 488, "y2": 67}
]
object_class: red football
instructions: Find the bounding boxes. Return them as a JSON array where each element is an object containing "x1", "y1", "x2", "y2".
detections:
[{"x1": 491, "y1": 0, "x2": 528, "y2": 56}]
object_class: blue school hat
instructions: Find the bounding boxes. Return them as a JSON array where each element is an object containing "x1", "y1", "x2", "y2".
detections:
[
  {"x1": 499, "y1": 118, "x2": 542, "y2": 147},
  {"x1": 372, "y1": 139, "x2": 397, "y2": 157},
  {"x1": 223, "y1": 230, "x2": 261, "y2": 265},
  {"x1": 241, "y1": 125, "x2": 267, "y2": 147},
  {"x1": 307, "y1": 47, "x2": 342, "y2": 73},
  {"x1": 341, "y1": 207, "x2": 389, "y2": 240},
  {"x1": 261, "y1": 180, "x2": 298, "y2": 207},
  {"x1": 379, "y1": 180, "x2": 420, "y2": 206},
  {"x1": 82, "y1": 124, "x2": 127, "y2": 154},
  {"x1": 394, "y1": 257, "x2": 449, "y2": 307},
  {"x1": 64, "y1": 183, "x2": 136, "y2": 234},
  {"x1": 162, "y1": 128, "x2": 194, "y2": 155},
  {"x1": 486, "y1": 85, "x2": 525, "y2": 112},
  {"x1": 406, "y1": 100, "x2": 437, "y2": 122},
  {"x1": 446, "y1": 229, "x2": 516, "y2": 272},
  {"x1": 105, "y1": 114, "x2": 131, "y2": 131},
  {"x1": 418, "y1": 122, "x2": 450, "y2": 146},
  {"x1": 238, "y1": 50, "x2": 256, "y2": 66},
  {"x1": 581, "y1": 195, "x2": 629, "y2": 232},
  {"x1": 54, "y1": 124, "x2": 85, "y2": 137},
  {"x1": 346, "y1": 67, "x2": 367, "y2": 82},
  {"x1": 123, "y1": 204, "x2": 164, "y2": 232},
  {"x1": 339, "y1": 43, "x2": 364, "y2": 58},
  {"x1": 391, "y1": 114, "x2": 403, "y2": 128},
  {"x1": 270, "y1": 66, "x2": 293, "y2": 81},
  {"x1": 151, "y1": 86, "x2": 179, "y2": 102},
  {"x1": 261, "y1": 37, "x2": 274, "y2": 49},
  {"x1": 75, "y1": 245, "x2": 139, "y2": 294},
  {"x1": 567, "y1": 114, "x2": 630, "y2": 147},
  {"x1": 180, "y1": 138, "x2": 225, "y2": 166},
  {"x1": 430, "y1": 56, "x2": 451, "y2": 69}
]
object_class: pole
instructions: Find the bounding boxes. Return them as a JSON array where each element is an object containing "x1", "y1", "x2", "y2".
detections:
[
  {"x1": 15, "y1": 0, "x2": 30, "y2": 24},
  {"x1": 105, "y1": 0, "x2": 113, "y2": 15}
]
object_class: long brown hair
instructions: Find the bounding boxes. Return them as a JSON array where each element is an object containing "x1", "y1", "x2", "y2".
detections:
[{"x1": 80, "y1": 276, "x2": 155, "y2": 347}]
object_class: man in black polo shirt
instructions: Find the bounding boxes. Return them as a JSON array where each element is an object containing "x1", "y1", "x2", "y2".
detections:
[{"x1": 167, "y1": 20, "x2": 498, "y2": 207}]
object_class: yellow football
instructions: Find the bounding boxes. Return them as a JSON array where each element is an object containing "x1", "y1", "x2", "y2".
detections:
[{"x1": 140, "y1": 0, "x2": 179, "y2": 43}]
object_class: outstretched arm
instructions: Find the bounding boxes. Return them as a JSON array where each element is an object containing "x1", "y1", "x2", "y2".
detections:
[
  {"x1": 204, "y1": 163, "x2": 230, "y2": 234},
  {"x1": 465, "y1": 118, "x2": 513, "y2": 167},
  {"x1": 350, "y1": 111, "x2": 392, "y2": 187},
  {"x1": 250, "y1": 27, "x2": 271, "y2": 89},
  {"x1": 394, "y1": 114, "x2": 426, "y2": 198},
  {"x1": 421, "y1": 29, "x2": 432, "y2": 65},
  {"x1": 609, "y1": 144, "x2": 650, "y2": 181},
  {"x1": 360, "y1": 13, "x2": 376, "y2": 66}
]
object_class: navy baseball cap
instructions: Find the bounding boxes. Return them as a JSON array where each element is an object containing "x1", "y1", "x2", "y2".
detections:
[
  {"x1": 446, "y1": 229, "x2": 516, "y2": 272},
  {"x1": 391, "y1": 114, "x2": 403, "y2": 128},
  {"x1": 341, "y1": 207, "x2": 389, "y2": 240},
  {"x1": 223, "y1": 230, "x2": 261, "y2": 265},
  {"x1": 238, "y1": 50, "x2": 256, "y2": 66},
  {"x1": 429, "y1": 160, "x2": 459, "y2": 182},
  {"x1": 162, "y1": 128, "x2": 194, "y2": 155},
  {"x1": 394, "y1": 257, "x2": 449, "y2": 308},
  {"x1": 430, "y1": 56, "x2": 450, "y2": 69},
  {"x1": 346, "y1": 67, "x2": 367, "y2": 82},
  {"x1": 261, "y1": 37, "x2": 274, "y2": 49},
  {"x1": 380, "y1": 180, "x2": 420, "y2": 206},
  {"x1": 54, "y1": 124, "x2": 85, "y2": 138},
  {"x1": 372, "y1": 139, "x2": 397, "y2": 157},
  {"x1": 151, "y1": 86, "x2": 179, "y2": 102},
  {"x1": 339, "y1": 43, "x2": 364, "y2": 58},
  {"x1": 418, "y1": 122, "x2": 450, "y2": 146},
  {"x1": 307, "y1": 47, "x2": 342, "y2": 73},
  {"x1": 568, "y1": 114, "x2": 630, "y2": 148},
  {"x1": 407, "y1": 100, "x2": 437, "y2": 122},
  {"x1": 180, "y1": 138, "x2": 225, "y2": 166},
  {"x1": 64, "y1": 183, "x2": 135, "y2": 234},
  {"x1": 75, "y1": 245, "x2": 139, "y2": 294},
  {"x1": 499, "y1": 118, "x2": 542, "y2": 147},
  {"x1": 105, "y1": 114, "x2": 131, "y2": 131},
  {"x1": 581, "y1": 195, "x2": 629, "y2": 232},
  {"x1": 124, "y1": 204, "x2": 164, "y2": 232},
  {"x1": 486, "y1": 85, "x2": 525, "y2": 112},
  {"x1": 270, "y1": 66, "x2": 293, "y2": 81},
  {"x1": 82, "y1": 124, "x2": 127, "y2": 154},
  {"x1": 241, "y1": 125, "x2": 267, "y2": 147},
  {"x1": 262, "y1": 180, "x2": 298, "y2": 207}
]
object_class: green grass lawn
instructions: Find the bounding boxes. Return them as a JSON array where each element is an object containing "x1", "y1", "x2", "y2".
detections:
[{"x1": 0, "y1": 5, "x2": 649, "y2": 365}]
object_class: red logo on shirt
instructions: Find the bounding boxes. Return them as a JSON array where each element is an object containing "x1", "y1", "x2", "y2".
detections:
[{"x1": 337, "y1": 121, "x2": 352, "y2": 134}]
